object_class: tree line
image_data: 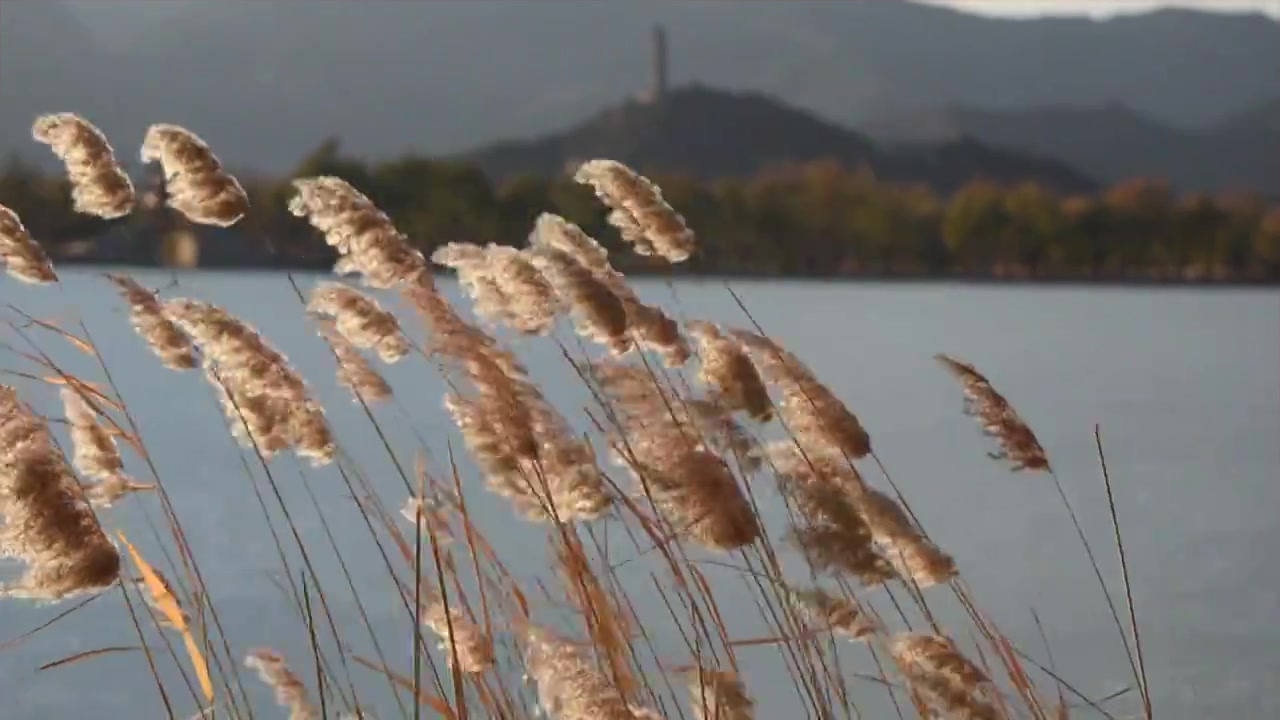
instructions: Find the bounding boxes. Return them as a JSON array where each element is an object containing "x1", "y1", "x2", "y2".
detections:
[{"x1": 4, "y1": 140, "x2": 1279, "y2": 282}]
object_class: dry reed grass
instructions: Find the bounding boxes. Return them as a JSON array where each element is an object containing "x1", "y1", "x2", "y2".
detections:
[
  {"x1": 787, "y1": 587, "x2": 878, "y2": 641},
  {"x1": 0, "y1": 386, "x2": 120, "y2": 600},
  {"x1": 140, "y1": 124, "x2": 249, "y2": 227},
  {"x1": 935, "y1": 354, "x2": 1050, "y2": 472},
  {"x1": 444, "y1": 388, "x2": 613, "y2": 523},
  {"x1": 735, "y1": 330, "x2": 872, "y2": 460},
  {"x1": 61, "y1": 387, "x2": 155, "y2": 507},
  {"x1": 687, "y1": 668, "x2": 754, "y2": 720},
  {"x1": 307, "y1": 282, "x2": 411, "y2": 363},
  {"x1": 430, "y1": 241, "x2": 523, "y2": 331},
  {"x1": 31, "y1": 113, "x2": 135, "y2": 219},
  {"x1": 288, "y1": 176, "x2": 428, "y2": 289},
  {"x1": 858, "y1": 485, "x2": 957, "y2": 588},
  {"x1": 595, "y1": 362, "x2": 760, "y2": 550},
  {"x1": 770, "y1": 442, "x2": 896, "y2": 586},
  {"x1": 523, "y1": 625, "x2": 639, "y2": 720},
  {"x1": 431, "y1": 242, "x2": 562, "y2": 336},
  {"x1": 574, "y1": 160, "x2": 696, "y2": 263},
  {"x1": 106, "y1": 273, "x2": 199, "y2": 369},
  {"x1": 163, "y1": 298, "x2": 335, "y2": 464},
  {"x1": 686, "y1": 321, "x2": 772, "y2": 423},
  {"x1": 530, "y1": 214, "x2": 690, "y2": 365},
  {"x1": 531, "y1": 246, "x2": 632, "y2": 356},
  {"x1": 0, "y1": 115, "x2": 1148, "y2": 720},
  {"x1": 315, "y1": 317, "x2": 393, "y2": 403},
  {"x1": 404, "y1": 261, "x2": 615, "y2": 522},
  {"x1": 400, "y1": 494, "x2": 455, "y2": 546},
  {"x1": 891, "y1": 634, "x2": 1000, "y2": 720},
  {"x1": 420, "y1": 601, "x2": 495, "y2": 674},
  {"x1": 244, "y1": 648, "x2": 319, "y2": 720},
  {"x1": 0, "y1": 204, "x2": 58, "y2": 284}
]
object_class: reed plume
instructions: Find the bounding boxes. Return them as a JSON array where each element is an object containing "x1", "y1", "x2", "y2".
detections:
[
  {"x1": 60, "y1": 388, "x2": 155, "y2": 507},
  {"x1": 686, "y1": 321, "x2": 772, "y2": 422},
  {"x1": 106, "y1": 274, "x2": 198, "y2": 369},
  {"x1": 529, "y1": 212, "x2": 613, "y2": 275},
  {"x1": 735, "y1": 331, "x2": 871, "y2": 460},
  {"x1": 163, "y1": 299, "x2": 334, "y2": 465},
  {"x1": 0, "y1": 204, "x2": 57, "y2": 284},
  {"x1": 787, "y1": 587, "x2": 878, "y2": 641},
  {"x1": 620, "y1": 298, "x2": 690, "y2": 367},
  {"x1": 431, "y1": 242, "x2": 561, "y2": 335},
  {"x1": 163, "y1": 299, "x2": 306, "y2": 399},
  {"x1": 519, "y1": 397, "x2": 616, "y2": 521},
  {"x1": 688, "y1": 668, "x2": 754, "y2": 720},
  {"x1": 422, "y1": 601, "x2": 495, "y2": 674},
  {"x1": 315, "y1": 318, "x2": 392, "y2": 403},
  {"x1": 574, "y1": 160, "x2": 695, "y2": 263},
  {"x1": 788, "y1": 485, "x2": 895, "y2": 587},
  {"x1": 307, "y1": 282, "x2": 410, "y2": 363},
  {"x1": 244, "y1": 648, "x2": 319, "y2": 720},
  {"x1": 531, "y1": 214, "x2": 690, "y2": 366},
  {"x1": 530, "y1": 247, "x2": 631, "y2": 356},
  {"x1": 768, "y1": 441, "x2": 952, "y2": 587},
  {"x1": 444, "y1": 389, "x2": 612, "y2": 523},
  {"x1": 684, "y1": 399, "x2": 763, "y2": 474},
  {"x1": 488, "y1": 244, "x2": 562, "y2": 334},
  {"x1": 595, "y1": 362, "x2": 759, "y2": 550},
  {"x1": 431, "y1": 242, "x2": 516, "y2": 330},
  {"x1": 857, "y1": 486, "x2": 957, "y2": 588},
  {"x1": 289, "y1": 176, "x2": 428, "y2": 289},
  {"x1": 140, "y1": 124, "x2": 248, "y2": 227},
  {"x1": 935, "y1": 354, "x2": 1050, "y2": 472},
  {"x1": 768, "y1": 442, "x2": 894, "y2": 586},
  {"x1": 891, "y1": 634, "x2": 1000, "y2": 720},
  {"x1": 31, "y1": 113, "x2": 135, "y2": 219},
  {"x1": 766, "y1": 440, "x2": 866, "y2": 493},
  {"x1": 402, "y1": 274, "x2": 524, "y2": 377},
  {"x1": 0, "y1": 385, "x2": 120, "y2": 600},
  {"x1": 409, "y1": 276, "x2": 612, "y2": 521},
  {"x1": 202, "y1": 370, "x2": 294, "y2": 459},
  {"x1": 523, "y1": 625, "x2": 639, "y2": 720}
]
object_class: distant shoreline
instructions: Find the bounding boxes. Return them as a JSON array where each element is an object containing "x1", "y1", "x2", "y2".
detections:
[{"x1": 45, "y1": 261, "x2": 1280, "y2": 290}]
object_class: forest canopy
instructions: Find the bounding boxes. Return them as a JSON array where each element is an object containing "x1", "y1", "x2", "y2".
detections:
[{"x1": 3, "y1": 144, "x2": 1277, "y2": 282}]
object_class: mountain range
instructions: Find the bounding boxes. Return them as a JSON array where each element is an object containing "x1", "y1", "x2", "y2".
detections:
[
  {"x1": 462, "y1": 85, "x2": 1096, "y2": 193},
  {"x1": 0, "y1": 0, "x2": 1277, "y2": 192},
  {"x1": 864, "y1": 100, "x2": 1280, "y2": 195}
]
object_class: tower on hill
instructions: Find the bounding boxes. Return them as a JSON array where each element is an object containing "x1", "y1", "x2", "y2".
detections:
[{"x1": 640, "y1": 23, "x2": 668, "y2": 104}]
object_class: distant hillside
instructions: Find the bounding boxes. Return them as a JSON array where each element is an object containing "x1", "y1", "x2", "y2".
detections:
[
  {"x1": 864, "y1": 100, "x2": 1280, "y2": 195},
  {"x1": 1217, "y1": 97, "x2": 1280, "y2": 134},
  {"x1": 461, "y1": 86, "x2": 1096, "y2": 193},
  {"x1": 1, "y1": 1, "x2": 1277, "y2": 174}
]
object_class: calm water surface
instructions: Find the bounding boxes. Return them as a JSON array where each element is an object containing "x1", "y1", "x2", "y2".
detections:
[{"x1": 2, "y1": 271, "x2": 1277, "y2": 719}]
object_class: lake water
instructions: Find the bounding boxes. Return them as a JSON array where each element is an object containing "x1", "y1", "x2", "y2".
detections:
[{"x1": 1, "y1": 270, "x2": 1277, "y2": 719}]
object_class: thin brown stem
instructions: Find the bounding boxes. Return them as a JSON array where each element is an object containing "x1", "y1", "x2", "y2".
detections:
[{"x1": 1095, "y1": 425, "x2": 1151, "y2": 720}]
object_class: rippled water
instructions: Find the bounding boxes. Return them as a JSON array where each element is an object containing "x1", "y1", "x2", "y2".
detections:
[{"x1": 2, "y1": 270, "x2": 1277, "y2": 719}]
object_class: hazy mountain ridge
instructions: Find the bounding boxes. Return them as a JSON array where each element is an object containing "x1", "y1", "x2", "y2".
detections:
[
  {"x1": 1, "y1": 0, "x2": 1277, "y2": 186},
  {"x1": 864, "y1": 100, "x2": 1280, "y2": 194},
  {"x1": 462, "y1": 85, "x2": 1097, "y2": 193}
]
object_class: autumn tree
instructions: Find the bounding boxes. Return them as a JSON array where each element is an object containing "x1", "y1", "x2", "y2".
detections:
[{"x1": 943, "y1": 179, "x2": 1006, "y2": 275}]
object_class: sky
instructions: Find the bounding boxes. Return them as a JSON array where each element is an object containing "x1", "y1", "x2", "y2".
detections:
[{"x1": 916, "y1": 0, "x2": 1280, "y2": 19}]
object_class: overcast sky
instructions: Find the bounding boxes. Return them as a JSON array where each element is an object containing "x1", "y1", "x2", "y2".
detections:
[{"x1": 916, "y1": 0, "x2": 1280, "y2": 18}]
